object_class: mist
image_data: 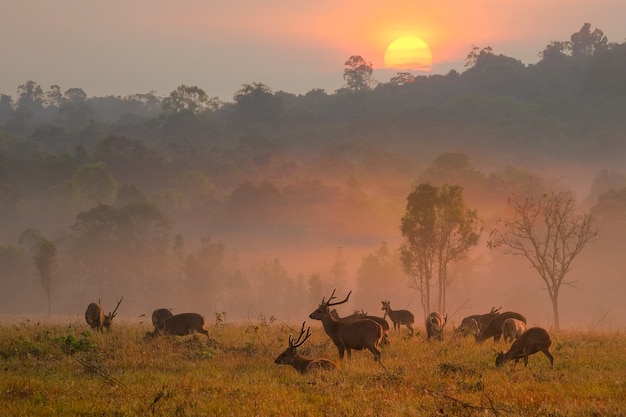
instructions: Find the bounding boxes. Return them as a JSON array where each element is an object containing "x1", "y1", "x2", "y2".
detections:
[{"x1": 1, "y1": 24, "x2": 626, "y2": 331}]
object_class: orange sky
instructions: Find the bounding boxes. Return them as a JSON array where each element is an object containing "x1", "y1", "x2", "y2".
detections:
[{"x1": 1, "y1": 1, "x2": 625, "y2": 100}]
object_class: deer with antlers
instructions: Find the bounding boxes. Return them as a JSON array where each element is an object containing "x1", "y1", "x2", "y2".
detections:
[
  {"x1": 309, "y1": 289, "x2": 384, "y2": 361},
  {"x1": 274, "y1": 322, "x2": 337, "y2": 374},
  {"x1": 85, "y1": 297, "x2": 123, "y2": 332}
]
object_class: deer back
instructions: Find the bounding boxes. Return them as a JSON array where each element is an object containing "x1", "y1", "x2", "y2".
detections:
[
  {"x1": 477, "y1": 311, "x2": 526, "y2": 342},
  {"x1": 162, "y1": 312, "x2": 208, "y2": 336},
  {"x1": 85, "y1": 302, "x2": 105, "y2": 331}
]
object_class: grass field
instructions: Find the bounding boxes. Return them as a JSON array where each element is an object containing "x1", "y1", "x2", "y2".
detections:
[{"x1": 1, "y1": 316, "x2": 624, "y2": 416}]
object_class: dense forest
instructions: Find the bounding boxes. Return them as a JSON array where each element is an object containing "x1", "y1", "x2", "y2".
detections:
[{"x1": 1, "y1": 24, "x2": 625, "y2": 328}]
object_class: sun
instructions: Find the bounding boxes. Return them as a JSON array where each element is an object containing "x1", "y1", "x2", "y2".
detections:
[{"x1": 384, "y1": 36, "x2": 433, "y2": 71}]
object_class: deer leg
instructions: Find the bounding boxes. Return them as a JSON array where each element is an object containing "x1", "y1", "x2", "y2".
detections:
[{"x1": 543, "y1": 350, "x2": 554, "y2": 368}]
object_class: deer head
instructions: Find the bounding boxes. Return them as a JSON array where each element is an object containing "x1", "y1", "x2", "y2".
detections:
[{"x1": 103, "y1": 296, "x2": 123, "y2": 331}]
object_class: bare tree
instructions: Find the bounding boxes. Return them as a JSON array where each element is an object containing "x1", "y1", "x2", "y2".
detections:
[{"x1": 488, "y1": 191, "x2": 598, "y2": 329}]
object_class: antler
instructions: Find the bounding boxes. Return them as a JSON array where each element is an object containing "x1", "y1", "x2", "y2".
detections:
[
  {"x1": 326, "y1": 289, "x2": 352, "y2": 307},
  {"x1": 110, "y1": 296, "x2": 124, "y2": 318},
  {"x1": 289, "y1": 322, "x2": 311, "y2": 348}
]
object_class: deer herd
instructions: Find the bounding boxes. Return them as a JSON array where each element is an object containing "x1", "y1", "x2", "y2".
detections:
[{"x1": 84, "y1": 291, "x2": 554, "y2": 374}]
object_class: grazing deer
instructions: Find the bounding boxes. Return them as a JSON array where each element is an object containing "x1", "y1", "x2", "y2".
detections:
[
  {"x1": 475, "y1": 311, "x2": 526, "y2": 343},
  {"x1": 309, "y1": 290, "x2": 384, "y2": 361},
  {"x1": 456, "y1": 306, "x2": 501, "y2": 336},
  {"x1": 425, "y1": 311, "x2": 448, "y2": 340},
  {"x1": 85, "y1": 297, "x2": 123, "y2": 332},
  {"x1": 161, "y1": 312, "x2": 209, "y2": 336},
  {"x1": 496, "y1": 327, "x2": 554, "y2": 368},
  {"x1": 381, "y1": 300, "x2": 414, "y2": 334},
  {"x1": 501, "y1": 318, "x2": 527, "y2": 343},
  {"x1": 274, "y1": 322, "x2": 337, "y2": 374},
  {"x1": 330, "y1": 308, "x2": 390, "y2": 346},
  {"x1": 151, "y1": 308, "x2": 174, "y2": 332}
]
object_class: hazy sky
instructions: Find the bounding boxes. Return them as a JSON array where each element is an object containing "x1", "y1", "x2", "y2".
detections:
[{"x1": 2, "y1": 1, "x2": 625, "y2": 101}]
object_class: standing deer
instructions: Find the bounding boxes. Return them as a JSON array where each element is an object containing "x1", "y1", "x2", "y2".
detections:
[
  {"x1": 501, "y1": 318, "x2": 527, "y2": 343},
  {"x1": 151, "y1": 308, "x2": 174, "y2": 332},
  {"x1": 496, "y1": 327, "x2": 554, "y2": 368},
  {"x1": 161, "y1": 312, "x2": 209, "y2": 336},
  {"x1": 475, "y1": 311, "x2": 527, "y2": 343},
  {"x1": 456, "y1": 306, "x2": 501, "y2": 336},
  {"x1": 309, "y1": 290, "x2": 384, "y2": 361},
  {"x1": 425, "y1": 311, "x2": 448, "y2": 340},
  {"x1": 274, "y1": 322, "x2": 337, "y2": 374},
  {"x1": 85, "y1": 297, "x2": 123, "y2": 332},
  {"x1": 330, "y1": 308, "x2": 390, "y2": 346},
  {"x1": 381, "y1": 300, "x2": 414, "y2": 335}
]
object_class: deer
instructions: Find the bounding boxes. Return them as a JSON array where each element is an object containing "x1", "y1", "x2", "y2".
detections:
[
  {"x1": 309, "y1": 289, "x2": 384, "y2": 361},
  {"x1": 330, "y1": 308, "x2": 390, "y2": 346},
  {"x1": 501, "y1": 317, "x2": 527, "y2": 343},
  {"x1": 496, "y1": 327, "x2": 554, "y2": 369},
  {"x1": 151, "y1": 308, "x2": 174, "y2": 332},
  {"x1": 274, "y1": 322, "x2": 337, "y2": 374},
  {"x1": 85, "y1": 297, "x2": 123, "y2": 332},
  {"x1": 456, "y1": 306, "x2": 501, "y2": 336},
  {"x1": 475, "y1": 311, "x2": 527, "y2": 343},
  {"x1": 381, "y1": 300, "x2": 415, "y2": 335},
  {"x1": 160, "y1": 312, "x2": 209, "y2": 336},
  {"x1": 425, "y1": 311, "x2": 448, "y2": 340}
]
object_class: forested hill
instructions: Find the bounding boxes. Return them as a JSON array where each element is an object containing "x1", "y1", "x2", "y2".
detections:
[{"x1": 1, "y1": 23, "x2": 625, "y2": 323}]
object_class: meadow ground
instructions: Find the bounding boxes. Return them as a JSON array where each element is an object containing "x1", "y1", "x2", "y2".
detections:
[{"x1": 0, "y1": 315, "x2": 624, "y2": 416}]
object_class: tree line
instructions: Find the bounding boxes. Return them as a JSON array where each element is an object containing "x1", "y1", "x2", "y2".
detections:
[{"x1": 1, "y1": 23, "x2": 626, "y2": 326}]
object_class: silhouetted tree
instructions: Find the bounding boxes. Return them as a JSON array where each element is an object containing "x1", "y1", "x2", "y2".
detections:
[
  {"x1": 400, "y1": 184, "x2": 481, "y2": 315},
  {"x1": 343, "y1": 55, "x2": 375, "y2": 91},
  {"x1": 488, "y1": 191, "x2": 598, "y2": 329}
]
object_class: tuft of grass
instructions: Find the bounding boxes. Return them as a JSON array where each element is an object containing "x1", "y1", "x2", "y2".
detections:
[{"x1": 0, "y1": 321, "x2": 624, "y2": 416}]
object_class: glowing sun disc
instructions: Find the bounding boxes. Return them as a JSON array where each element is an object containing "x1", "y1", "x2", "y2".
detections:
[{"x1": 384, "y1": 36, "x2": 433, "y2": 71}]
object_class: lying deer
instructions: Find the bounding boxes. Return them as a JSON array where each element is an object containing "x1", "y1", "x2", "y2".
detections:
[
  {"x1": 496, "y1": 327, "x2": 554, "y2": 368},
  {"x1": 85, "y1": 297, "x2": 123, "y2": 332},
  {"x1": 381, "y1": 300, "x2": 414, "y2": 334},
  {"x1": 274, "y1": 322, "x2": 336, "y2": 374},
  {"x1": 310, "y1": 289, "x2": 384, "y2": 361}
]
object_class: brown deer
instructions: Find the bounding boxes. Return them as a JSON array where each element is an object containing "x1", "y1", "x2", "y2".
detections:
[
  {"x1": 330, "y1": 308, "x2": 390, "y2": 346},
  {"x1": 456, "y1": 306, "x2": 501, "y2": 336},
  {"x1": 309, "y1": 290, "x2": 384, "y2": 361},
  {"x1": 501, "y1": 318, "x2": 527, "y2": 343},
  {"x1": 274, "y1": 322, "x2": 337, "y2": 374},
  {"x1": 381, "y1": 300, "x2": 414, "y2": 334},
  {"x1": 85, "y1": 297, "x2": 123, "y2": 332},
  {"x1": 151, "y1": 308, "x2": 174, "y2": 332},
  {"x1": 475, "y1": 311, "x2": 526, "y2": 343},
  {"x1": 496, "y1": 327, "x2": 554, "y2": 368},
  {"x1": 425, "y1": 311, "x2": 448, "y2": 340},
  {"x1": 161, "y1": 312, "x2": 209, "y2": 336}
]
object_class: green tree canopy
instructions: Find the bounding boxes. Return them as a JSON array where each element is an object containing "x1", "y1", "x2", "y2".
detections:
[{"x1": 400, "y1": 183, "x2": 482, "y2": 315}]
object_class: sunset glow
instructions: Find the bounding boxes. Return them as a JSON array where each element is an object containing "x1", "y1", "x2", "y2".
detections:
[{"x1": 384, "y1": 36, "x2": 433, "y2": 71}]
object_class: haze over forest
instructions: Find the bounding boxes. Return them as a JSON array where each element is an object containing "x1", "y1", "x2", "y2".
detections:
[{"x1": 1, "y1": 24, "x2": 625, "y2": 329}]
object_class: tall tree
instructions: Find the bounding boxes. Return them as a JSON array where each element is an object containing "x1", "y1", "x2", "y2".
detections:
[
  {"x1": 488, "y1": 191, "x2": 598, "y2": 329},
  {"x1": 400, "y1": 184, "x2": 481, "y2": 315},
  {"x1": 19, "y1": 229, "x2": 57, "y2": 315},
  {"x1": 163, "y1": 84, "x2": 221, "y2": 114},
  {"x1": 343, "y1": 55, "x2": 375, "y2": 91}
]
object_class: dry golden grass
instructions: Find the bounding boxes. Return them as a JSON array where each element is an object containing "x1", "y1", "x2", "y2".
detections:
[{"x1": 0, "y1": 316, "x2": 624, "y2": 416}]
